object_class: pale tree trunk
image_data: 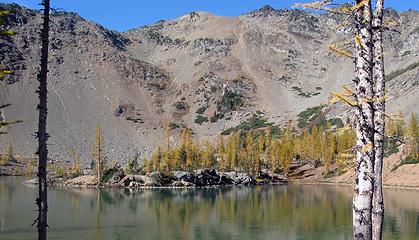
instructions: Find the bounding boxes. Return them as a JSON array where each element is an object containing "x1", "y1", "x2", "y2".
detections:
[
  {"x1": 353, "y1": 0, "x2": 375, "y2": 239},
  {"x1": 372, "y1": 0, "x2": 385, "y2": 239},
  {"x1": 36, "y1": 1, "x2": 50, "y2": 240}
]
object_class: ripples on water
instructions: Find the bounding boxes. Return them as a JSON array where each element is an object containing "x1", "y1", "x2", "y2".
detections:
[{"x1": 0, "y1": 176, "x2": 418, "y2": 240}]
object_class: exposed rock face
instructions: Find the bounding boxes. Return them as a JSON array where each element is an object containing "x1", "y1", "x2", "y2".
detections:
[
  {"x1": 110, "y1": 169, "x2": 287, "y2": 188},
  {"x1": 0, "y1": 3, "x2": 418, "y2": 164}
]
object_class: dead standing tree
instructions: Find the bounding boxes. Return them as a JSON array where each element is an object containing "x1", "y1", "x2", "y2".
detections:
[{"x1": 35, "y1": 0, "x2": 51, "y2": 240}]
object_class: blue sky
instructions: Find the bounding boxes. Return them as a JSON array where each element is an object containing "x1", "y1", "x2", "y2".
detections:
[{"x1": 1, "y1": 0, "x2": 418, "y2": 31}]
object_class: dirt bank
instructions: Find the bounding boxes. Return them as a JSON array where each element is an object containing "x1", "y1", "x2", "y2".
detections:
[{"x1": 290, "y1": 145, "x2": 419, "y2": 188}]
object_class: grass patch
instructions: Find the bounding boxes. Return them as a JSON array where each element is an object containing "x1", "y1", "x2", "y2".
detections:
[
  {"x1": 384, "y1": 145, "x2": 399, "y2": 158},
  {"x1": 386, "y1": 60, "x2": 419, "y2": 82},
  {"x1": 391, "y1": 156, "x2": 419, "y2": 172}
]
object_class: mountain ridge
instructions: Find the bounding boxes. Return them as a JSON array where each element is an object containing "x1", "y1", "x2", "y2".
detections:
[{"x1": 0, "y1": 3, "x2": 417, "y2": 165}]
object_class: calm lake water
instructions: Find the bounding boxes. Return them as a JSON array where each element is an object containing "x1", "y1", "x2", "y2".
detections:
[{"x1": 0, "y1": 176, "x2": 418, "y2": 240}]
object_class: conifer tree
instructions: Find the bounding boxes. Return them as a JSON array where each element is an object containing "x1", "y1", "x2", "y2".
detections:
[
  {"x1": 323, "y1": 125, "x2": 336, "y2": 175},
  {"x1": 270, "y1": 139, "x2": 281, "y2": 173},
  {"x1": 145, "y1": 159, "x2": 152, "y2": 175},
  {"x1": 6, "y1": 142, "x2": 14, "y2": 162},
  {"x1": 256, "y1": 134, "x2": 264, "y2": 173},
  {"x1": 172, "y1": 148, "x2": 182, "y2": 170},
  {"x1": 263, "y1": 127, "x2": 272, "y2": 168},
  {"x1": 224, "y1": 138, "x2": 233, "y2": 171},
  {"x1": 406, "y1": 113, "x2": 418, "y2": 160},
  {"x1": 202, "y1": 141, "x2": 214, "y2": 168},
  {"x1": 92, "y1": 125, "x2": 104, "y2": 184},
  {"x1": 161, "y1": 150, "x2": 171, "y2": 173},
  {"x1": 244, "y1": 131, "x2": 255, "y2": 174},
  {"x1": 191, "y1": 141, "x2": 200, "y2": 169},
  {"x1": 151, "y1": 147, "x2": 162, "y2": 172},
  {"x1": 394, "y1": 111, "x2": 405, "y2": 137},
  {"x1": 0, "y1": 10, "x2": 16, "y2": 79},
  {"x1": 217, "y1": 136, "x2": 226, "y2": 171}
]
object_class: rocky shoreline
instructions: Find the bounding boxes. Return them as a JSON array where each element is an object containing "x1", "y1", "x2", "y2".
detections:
[{"x1": 25, "y1": 169, "x2": 288, "y2": 189}]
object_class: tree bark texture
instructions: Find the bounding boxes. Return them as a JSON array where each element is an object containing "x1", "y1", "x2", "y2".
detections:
[
  {"x1": 353, "y1": 0, "x2": 375, "y2": 239},
  {"x1": 372, "y1": 0, "x2": 385, "y2": 239}
]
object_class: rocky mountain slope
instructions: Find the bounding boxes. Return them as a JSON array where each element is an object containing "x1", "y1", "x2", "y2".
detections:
[{"x1": 0, "y1": 4, "x2": 418, "y2": 164}]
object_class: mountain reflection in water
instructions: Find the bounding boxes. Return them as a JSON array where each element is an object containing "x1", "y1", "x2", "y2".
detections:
[{"x1": 0, "y1": 177, "x2": 418, "y2": 240}]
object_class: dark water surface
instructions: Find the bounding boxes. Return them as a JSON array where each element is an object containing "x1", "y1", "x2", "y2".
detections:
[{"x1": 0, "y1": 176, "x2": 418, "y2": 240}]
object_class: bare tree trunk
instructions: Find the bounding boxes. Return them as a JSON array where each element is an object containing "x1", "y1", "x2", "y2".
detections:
[
  {"x1": 353, "y1": 0, "x2": 375, "y2": 239},
  {"x1": 36, "y1": 1, "x2": 50, "y2": 240},
  {"x1": 372, "y1": 0, "x2": 385, "y2": 239}
]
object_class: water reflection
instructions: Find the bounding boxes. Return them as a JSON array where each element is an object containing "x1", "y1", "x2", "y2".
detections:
[{"x1": 0, "y1": 177, "x2": 418, "y2": 240}]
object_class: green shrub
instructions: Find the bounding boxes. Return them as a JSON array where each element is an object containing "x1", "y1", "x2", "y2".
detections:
[
  {"x1": 217, "y1": 90, "x2": 244, "y2": 112},
  {"x1": 220, "y1": 114, "x2": 273, "y2": 135},
  {"x1": 297, "y1": 105, "x2": 324, "y2": 129},
  {"x1": 174, "y1": 101, "x2": 188, "y2": 110},
  {"x1": 392, "y1": 156, "x2": 419, "y2": 171},
  {"x1": 210, "y1": 115, "x2": 218, "y2": 123},
  {"x1": 196, "y1": 106, "x2": 207, "y2": 114},
  {"x1": 169, "y1": 122, "x2": 180, "y2": 129},
  {"x1": 194, "y1": 115, "x2": 209, "y2": 125},
  {"x1": 101, "y1": 168, "x2": 120, "y2": 183}
]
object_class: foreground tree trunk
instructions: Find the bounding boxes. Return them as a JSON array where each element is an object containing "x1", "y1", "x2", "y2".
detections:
[
  {"x1": 353, "y1": 0, "x2": 375, "y2": 239},
  {"x1": 372, "y1": 0, "x2": 385, "y2": 239},
  {"x1": 36, "y1": 1, "x2": 50, "y2": 239}
]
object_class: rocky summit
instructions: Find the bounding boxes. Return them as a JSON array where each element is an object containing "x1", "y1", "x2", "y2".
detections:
[{"x1": 0, "y1": 3, "x2": 418, "y2": 164}]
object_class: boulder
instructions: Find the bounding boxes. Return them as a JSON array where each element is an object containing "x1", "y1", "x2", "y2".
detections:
[
  {"x1": 222, "y1": 172, "x2": 254, "y2": 185},
  {"x1": 172, "y1": 171, "x2": 189, "y2": 180},
  {"x1": 172, "y1": 180, "x2": 195, "y2": 187},
  {"x1": 149, "y1": 172, "x2": 176, "y2": 186},
  {"x1": 25, "y1": 178, "x2": 38, "y2": 185},
  {"x1": 176, "y1": 169, "x2": 231, "y2": 187},
  {"x1": 119, "y1": 175, "x2": 146, "y2": 187},
  {"x1": 64, "y1": 175, "x2": 97, "y2": 186},
  {"x1": 107, "y1": 171, "x2": 125, "y2": 184},
  {"x1": 270, "y1": 173, "x2": 288, "y2": 184}
]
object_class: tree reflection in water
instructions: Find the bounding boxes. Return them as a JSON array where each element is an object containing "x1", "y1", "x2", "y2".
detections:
[{"x1": 0, "y1": 177, "x2": 418, "y2": 240}]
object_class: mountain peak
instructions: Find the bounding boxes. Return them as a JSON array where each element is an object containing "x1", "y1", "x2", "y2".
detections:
[{"x1": 246, "y1": 4, "x2": 288, "y2": 18}]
